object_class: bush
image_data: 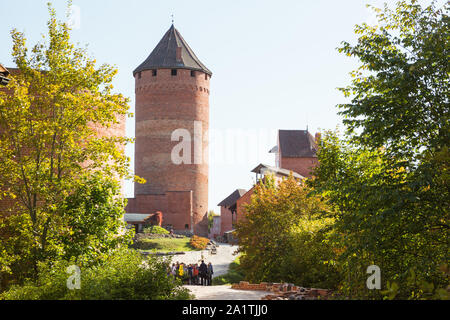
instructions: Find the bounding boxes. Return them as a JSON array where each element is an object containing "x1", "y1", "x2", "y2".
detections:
[
  {"x1": 132, "y1": 237, "x2": 195, "y2": 252},
  {"x1": 0, "y1": 248, "x2": 192, "y2": 300},
  {"x1": 143, "y1": 225, "x2": 169, "y2": 235},
  {"x1": 235, "y1": 175, "x2": 341, "y2": 290},
  {"x1": 189, "y1": 235, "x2": 210, "y2": 250}
]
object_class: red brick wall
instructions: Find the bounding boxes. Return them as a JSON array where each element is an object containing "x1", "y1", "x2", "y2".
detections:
[
  {"x1": 133, "y1": 68, "x2": 210, "y2": 236},
  {"x1": 125, "y1": 190, "x2": 193, "y2": 231},
  {"x1": 236, "y1": 187, "x2": 254, "y2": 224},
  {"x1": 220, "y1": 206, "x2": 234, "y2": 236},
  {"x1": 280, "y1": 157, "x2": 318, "y2": 178}
]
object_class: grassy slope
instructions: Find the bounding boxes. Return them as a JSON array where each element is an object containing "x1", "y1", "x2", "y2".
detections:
[
  {"x1": 136, "y1": 237, "x2": 199, "y2": 253},
  {"x1": 212, "y1": 256, "x2": 245, "y2": 285}
]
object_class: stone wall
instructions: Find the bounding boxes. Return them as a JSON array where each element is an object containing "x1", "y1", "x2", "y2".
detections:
[{"x1": 126, "y1": 190, "x2": 193, "y2": 231}]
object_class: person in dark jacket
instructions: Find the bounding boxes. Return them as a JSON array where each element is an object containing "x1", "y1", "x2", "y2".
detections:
[
  {"x1": 187, "y1": 264, "x2": 193, "y2": 285},
  {"x1": 199, "y1": 260, "x2": 208, "y2": 286},
  {"x1": 207, "y1": 262, "x2": 214, "y2": 286}
]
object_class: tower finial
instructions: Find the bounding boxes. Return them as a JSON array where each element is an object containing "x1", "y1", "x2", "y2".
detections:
[
  {"x1": 171, "y1": 13, "x2": 174, "y2": 25},
  {"x1": 306, "y1": 112, "x2": 309, "y2": 133}
]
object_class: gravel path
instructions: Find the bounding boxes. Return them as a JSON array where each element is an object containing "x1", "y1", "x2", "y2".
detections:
[
  {"x1": 167, "y1": 243, "x2": 269, "y2": 300},
  {"x1": 184, "y1": 285, "x2": 269, "y2": 300},
  {"x1": 170, "y1": 243, "x2": 239, "y2": 277}
]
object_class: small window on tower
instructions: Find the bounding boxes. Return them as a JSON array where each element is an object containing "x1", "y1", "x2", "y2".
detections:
[
  {"x1": 152, "y1": 69, "x2": 157, "y2": 76},
  {"x1": 205, "y1": 74, "x2": 208, "y2": 80},
  {"x1": 190, "y1": 70, "x2": 195, "y2": 77},
  {"x1": 171, "y1": 69, "x2": 177, "y2": 76},
  {"x1": 137, "y1": 72, "x2": 141, "y2": 79}
]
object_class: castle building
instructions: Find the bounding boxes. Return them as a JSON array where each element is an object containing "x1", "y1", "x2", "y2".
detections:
[
  {"x1": 125, "y1": 25, "x2": 211, "y2": 236},
  {"x1": 217, "y1": 189, "x2": 247, "y2": 237},
  {"x1": 217, "y1": 129, "x2": 320, "y2": 238},
  {"x1": 269, "y1": 129, "x2": 319, "y2": 178}
]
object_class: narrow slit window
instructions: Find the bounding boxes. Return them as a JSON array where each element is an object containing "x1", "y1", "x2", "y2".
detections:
[
  {"x1": 171, "y1": 69, "x2": 177, "y2": 76},
  {"x1": 190, "y1": 70, "x2": 195, "y2": 77},
  {"x1": 152, "y1": 69, "x2": 157, "y2": 76}
]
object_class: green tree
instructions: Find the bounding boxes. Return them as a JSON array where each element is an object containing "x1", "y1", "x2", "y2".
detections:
[
  {"x1": 0, "y1": 2, "x2": 139, "y2": 288},
  {"x1": 0, "y1": 248, "x2": 192, "y2": 300},
  {"x1": 325, "y1": 0, "x2": 449, "y2": 299},
  {"x1": 235, "y1": 175, "x2": 340, "y2": 289},
  {"x1": 311, "y1": 130, "x2": 449, "y2": 299},
  {"x1": 338, "y1": 1, "x2": 448, "y2": 160}
]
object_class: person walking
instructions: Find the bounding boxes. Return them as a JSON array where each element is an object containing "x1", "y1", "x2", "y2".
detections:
[
  {"x1": 207, "y1": 262, "x2": 214, "y2": 286},
  {"x1": 199, "y1": 260, "x2": 208, "y2": 286}
]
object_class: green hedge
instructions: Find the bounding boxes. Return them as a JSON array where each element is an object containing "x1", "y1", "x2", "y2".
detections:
[
  {"x1": 143, "y1": 225, "x2": 169, "y2": 235},
  {"x1": 0, "y1": 249, "x2": 192, "y2": 300}
]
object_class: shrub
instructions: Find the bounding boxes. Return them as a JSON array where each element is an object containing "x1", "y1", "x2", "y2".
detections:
[
  {"x1": 143, "y1": 225, "x2": 169, "y2": 235},
  {"x1": 189, "y1": 235, "x2": 210, "y2": 250},
  {"x1": 235, "y1": 175, "x2": 341, "y2": 290},
  {"x1": 132, "y1": 237, "x2": 195, "y2": 252},
  {"x1": 0, "y1": 248, "x2": 192, "y2": 300}
]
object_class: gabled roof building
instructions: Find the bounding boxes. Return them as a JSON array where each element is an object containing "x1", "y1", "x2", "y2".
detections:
[
  {"x1": 217, "y1": 189, "x2": 247, "y2": 237},
  {"x1": 270, "y1": 129, "x2": 319, "y2": 178}
]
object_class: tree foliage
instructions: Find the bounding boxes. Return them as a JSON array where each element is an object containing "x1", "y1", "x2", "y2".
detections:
[
  {"x1": 234, "y1": 0, "x2": 449, "y2": 299},
  {"x1": 235, "y1": 175, "x2": 341, "y2": 289},
  {"x1": 0, "y1": 3, "x2": 137, "y2": 289},
  {"x1": 311, "y1": 131, "x2": 448, "y2": 299},
  {"x1": 309, "y1": 0, "x2": 449, "y2": 299},
  {"x1": 0, "y1": 248, "x2": 191, "y2": 300}
]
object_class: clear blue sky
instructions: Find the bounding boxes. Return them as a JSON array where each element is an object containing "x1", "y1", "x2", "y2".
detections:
[{"x1": 1, "y1": 0, "x2": 442, "y2": 213}]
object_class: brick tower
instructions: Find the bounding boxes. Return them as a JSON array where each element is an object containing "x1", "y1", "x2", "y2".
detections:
[{"x1": 127, "y1": 24, "x2": 211, "y2": 236}]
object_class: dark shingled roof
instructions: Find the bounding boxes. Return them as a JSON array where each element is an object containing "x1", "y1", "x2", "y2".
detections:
[
  {"x1": 217, "y1": 189, "x2": 247, "y2": 208},
  {"x1": 278, "y1": 130, "x2": 317, "y2": 158},
  {"x1": 133, "y1": 24, "x2": 212, "y2": 76}
]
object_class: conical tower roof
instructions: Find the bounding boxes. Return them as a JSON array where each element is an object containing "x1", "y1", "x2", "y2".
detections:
[{"x1": 133, "y1": 24, "x2": 212, "y2": 76}]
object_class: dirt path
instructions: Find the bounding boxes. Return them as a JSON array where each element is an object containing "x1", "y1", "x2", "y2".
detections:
[
  {"x1": 184, "y1": 285, "x2": 269, "y2": 300},
  {"x1": 173, "y1": 243, "x2": 239, "y2": 277},
  {"x1": 175, "y1": 244, "x2": 269, "y2": 300}
]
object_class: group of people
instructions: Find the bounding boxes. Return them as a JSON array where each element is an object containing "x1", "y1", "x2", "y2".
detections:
[{"x1": 168, "y1": 260, "x2": 214, "y2": 286}]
